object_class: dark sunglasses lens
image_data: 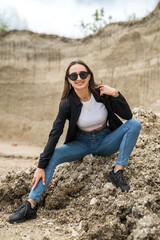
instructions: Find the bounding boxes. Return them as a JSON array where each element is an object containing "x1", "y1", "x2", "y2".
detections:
[
  {"x1": 80, "y1": 71, "x2": 89, "y2": 79},
  {"x1": 69, "y1": 73, "x2": 78, "y2": 81},
  {"x1": 69, "y1": 71, "x2": 89, "y2": 81}
]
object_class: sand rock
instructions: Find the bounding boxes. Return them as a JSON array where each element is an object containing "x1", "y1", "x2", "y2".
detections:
[{"x1": 1, "y1": 2, "x2": 160, "y2": 149}]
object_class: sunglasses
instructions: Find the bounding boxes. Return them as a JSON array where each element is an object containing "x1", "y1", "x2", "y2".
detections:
[{"x1": 68, "y1": 71, "x2": 89, "y2": 81}]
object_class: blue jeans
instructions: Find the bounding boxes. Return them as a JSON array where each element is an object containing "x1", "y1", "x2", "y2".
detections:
[{"x1": 28, "y1": 119, "x2": 141, "y2": 202}]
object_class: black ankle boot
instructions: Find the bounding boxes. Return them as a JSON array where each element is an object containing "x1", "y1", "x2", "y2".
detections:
[
  {"x1": 9, "y1": 201, "x2": 38, "y2": 223},
  {"x1": 107, "y1": 167, "x2": 130, "y2": 192}
]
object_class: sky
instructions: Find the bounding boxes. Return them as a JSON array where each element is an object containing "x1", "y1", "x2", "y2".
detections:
[{"x1": 0, "y1": 0, "x2": 159, "y2": 38}]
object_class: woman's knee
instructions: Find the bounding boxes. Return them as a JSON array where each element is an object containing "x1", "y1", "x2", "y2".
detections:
[{"x1": 128, "y1": 118, "x2": 141, "y2": 132}]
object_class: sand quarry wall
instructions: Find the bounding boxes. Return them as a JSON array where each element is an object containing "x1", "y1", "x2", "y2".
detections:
[{"x1": 0, "y1": 2, "x2": 160, "y2": 146}]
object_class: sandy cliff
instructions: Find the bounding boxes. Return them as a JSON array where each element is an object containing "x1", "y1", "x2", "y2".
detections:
[{"x1": 0, "y1": 2, "x2": 160, "y2": 146}]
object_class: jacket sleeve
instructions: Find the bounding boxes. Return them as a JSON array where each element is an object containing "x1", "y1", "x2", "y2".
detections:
[
  {"x1": 109, "y1": 92, "x2": 132, "y2": 120},
  {"x1": 38, "y1": 99, "x2": 70, "y2": 169}
]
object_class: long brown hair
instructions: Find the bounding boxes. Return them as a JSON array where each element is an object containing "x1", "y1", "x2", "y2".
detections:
[{"x1": 61, "y1": 60, "x2": 100, "y2": 101}]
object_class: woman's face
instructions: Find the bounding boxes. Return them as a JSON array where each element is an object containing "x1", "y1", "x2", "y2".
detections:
[{"x1": 68, "y1": 64, "x2": 90, "y2": 91}]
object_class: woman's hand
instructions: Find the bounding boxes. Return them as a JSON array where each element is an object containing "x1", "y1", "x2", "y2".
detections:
[
  {"x1": 99, "y1": 84, "x2": 119, "y2": 97},
  {"x1": 32, "y1": 168, "x2": 45, "y2": 190}
]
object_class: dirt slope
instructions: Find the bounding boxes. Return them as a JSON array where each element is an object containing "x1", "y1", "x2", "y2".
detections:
[{"x1": 0, "y1": 107, "x2": 159, "y2": 240}]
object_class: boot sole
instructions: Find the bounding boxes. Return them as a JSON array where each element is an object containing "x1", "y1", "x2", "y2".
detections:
[{"x1": 9, "y1": 215, "x2": 37, "y2": 224}]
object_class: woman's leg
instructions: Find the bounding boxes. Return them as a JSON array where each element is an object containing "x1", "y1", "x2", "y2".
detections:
[
  {"x1": 9, "y1": 137, "x2": 90, "y2": 223},
  {"x1": 96, "y1": 119, "x2": 141, "y2": 166},
  {"x1": 28, "y1": 140, "x2": 89, "y2": 203},
  {"x1": 96, "y1": 119, "x2": 141, "y2": 191}
]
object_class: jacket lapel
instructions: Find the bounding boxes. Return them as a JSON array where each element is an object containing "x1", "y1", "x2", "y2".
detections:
[{"x1": 69, "y1": 90, "x2": 82, "y2": 123}]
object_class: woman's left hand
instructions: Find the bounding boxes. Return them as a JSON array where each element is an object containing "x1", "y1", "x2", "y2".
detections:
[{"x1": 99, "y1": 84, "x2": 119, "y2": 97}]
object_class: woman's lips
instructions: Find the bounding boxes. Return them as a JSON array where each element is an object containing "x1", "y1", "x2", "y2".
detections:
[{"x1": 75, "y1": 81, "x2": 84, "y2": 85}]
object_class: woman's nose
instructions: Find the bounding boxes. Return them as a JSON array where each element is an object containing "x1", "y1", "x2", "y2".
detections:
[{"x1": 77, "y1": 74, "x2": 81, "y2": 80}]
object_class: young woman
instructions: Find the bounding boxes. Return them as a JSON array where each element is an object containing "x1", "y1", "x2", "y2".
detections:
[{"x1": 9, "y1": 60, "x2": 141, "y2": 223}]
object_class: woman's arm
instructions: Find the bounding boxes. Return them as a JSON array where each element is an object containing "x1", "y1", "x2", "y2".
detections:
[
  {"x1": 38, "y1": 99, "x2": 70, "y2": 169},
  {"x1": 99, "y1": 84, "x2": 132, "y2": 120},
  {"x1": 31, "y1": 99, "x2": 70, "y2": 190}
]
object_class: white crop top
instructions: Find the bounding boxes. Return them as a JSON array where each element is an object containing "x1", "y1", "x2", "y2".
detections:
[{"x1": 77, "y1": 94, "x2": 108, "y2": 131}]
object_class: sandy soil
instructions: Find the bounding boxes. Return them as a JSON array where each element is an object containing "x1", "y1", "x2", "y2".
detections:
[
  {"x1": 0, "y1": 212, "x2": 71, "y2": 240},
  {"x1": 0, "y1": 141, "x2": 42, "y2": 180}
]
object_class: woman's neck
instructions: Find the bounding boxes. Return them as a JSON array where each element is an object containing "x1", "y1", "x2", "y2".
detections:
[{"x1": 74, "y1": 88, "x2": 91, "y2": 102}]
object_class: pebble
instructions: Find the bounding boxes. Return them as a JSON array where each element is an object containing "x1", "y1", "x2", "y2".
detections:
[
  {"x1": 77, "y1": 221, "x2": 82, "y2": 231},
  {"x1": 90, "y1": 197, "x2": 97, "y2": 205},
  {"x1": 71, "y1": 228, "x2": 79, "y2": 237},
  {"x1": 47, "y1": 222, "x2": 53, "y2": 226},
  {"x1": 22, "y1": 236, "x2": 31, "y2": 240}
]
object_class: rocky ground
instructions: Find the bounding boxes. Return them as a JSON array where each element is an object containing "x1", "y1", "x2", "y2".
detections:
[{"x1": 0, "y1": 107, "x2": 160, "y2": 240}]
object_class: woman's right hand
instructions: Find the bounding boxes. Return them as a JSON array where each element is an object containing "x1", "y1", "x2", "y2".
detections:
[{"x1": 32, "y1": 168, "x2": 45, "y2": 190}]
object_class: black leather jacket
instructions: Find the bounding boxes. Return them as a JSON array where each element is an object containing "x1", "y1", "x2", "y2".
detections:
[{"x1": 38, "y1": 89, "x2": 132, "y2": 168}]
